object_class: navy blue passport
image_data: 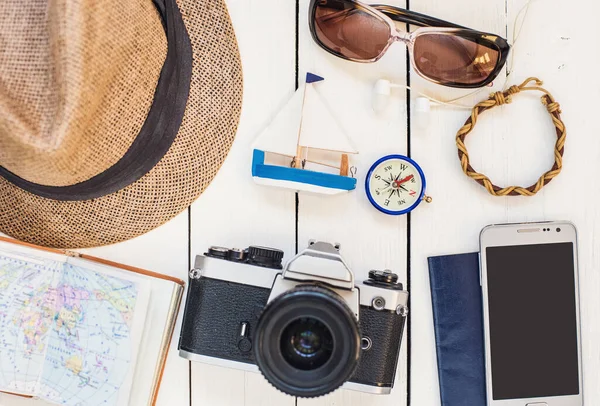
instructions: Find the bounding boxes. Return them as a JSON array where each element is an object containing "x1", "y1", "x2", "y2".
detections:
[{"x1": 428, "y1": 253, "x2": 486, "y2": 406}]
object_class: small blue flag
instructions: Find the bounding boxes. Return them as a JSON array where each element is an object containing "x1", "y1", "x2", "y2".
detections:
[{"x1": 306, "y1": 72, "x2": 325, "y2": 84}]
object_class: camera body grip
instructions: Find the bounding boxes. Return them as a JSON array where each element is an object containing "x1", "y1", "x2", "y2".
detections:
[
  {"x1": 352, "y1": 306, "x2": 407, "y2": 387},
  {"x1": 179, "y1": 277, "x2": 270, "y2": 364}
]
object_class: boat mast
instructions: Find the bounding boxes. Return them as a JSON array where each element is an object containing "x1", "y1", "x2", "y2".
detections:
[{"x1": 294, "y1": 83, "x2": 308, "y2": 169}]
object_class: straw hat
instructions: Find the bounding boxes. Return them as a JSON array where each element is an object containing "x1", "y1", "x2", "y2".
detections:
[{"x1": 0, "y1": 0, "x2": 242, "y2": 248}]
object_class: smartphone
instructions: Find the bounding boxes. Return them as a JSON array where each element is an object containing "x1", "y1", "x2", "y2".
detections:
[{"x1": 479, "y1": 222, "x2": 583, "y2": 406}]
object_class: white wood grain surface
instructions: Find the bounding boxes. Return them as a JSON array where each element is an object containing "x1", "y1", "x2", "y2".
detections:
[
  {"x1": 2, "y1": 0, "x2": 598, "y2": 405},
  {"x1": 296, "y1": 0, "x2": 409, "y2": 405}
]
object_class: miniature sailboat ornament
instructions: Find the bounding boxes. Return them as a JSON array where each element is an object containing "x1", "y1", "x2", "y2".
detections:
[{"x1": 252, "y1": 73, "x2": 358, "y2": 195}]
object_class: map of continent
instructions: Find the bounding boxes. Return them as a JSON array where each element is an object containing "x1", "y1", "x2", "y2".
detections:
[{"x1": 0, "y1": 254, "x2": 141, "y2": 406}]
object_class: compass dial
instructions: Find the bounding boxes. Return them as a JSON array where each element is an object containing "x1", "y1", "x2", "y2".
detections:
[{"x1": 366, "y1": 155, "x2": 426, "y2": 215}]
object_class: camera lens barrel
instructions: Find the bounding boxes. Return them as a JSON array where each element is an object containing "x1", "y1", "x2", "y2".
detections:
[{"x1": 253, "y1": 285, "x2": 360, "y2": 398}]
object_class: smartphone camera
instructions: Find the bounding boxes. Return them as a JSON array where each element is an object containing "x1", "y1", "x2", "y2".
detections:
[{"x1": 556, "y1": 228, "x2": 562, "y2": 232}]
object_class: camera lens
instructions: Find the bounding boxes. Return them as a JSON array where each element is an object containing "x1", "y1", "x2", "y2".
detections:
[
  {"x1": 281, "y1": 317, "x2": 333, "y2": 370},
  {"x1": 253, "y1": 285, "x2": 360, "y2": 398},
  {"x1": 556, "y1": 227, "x2": 561, "y2": 232}
]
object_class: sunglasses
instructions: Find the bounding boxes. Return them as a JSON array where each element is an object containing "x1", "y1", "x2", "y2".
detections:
[{"x1": 309, "y1": 0, "x2": 511, "y2": 88}]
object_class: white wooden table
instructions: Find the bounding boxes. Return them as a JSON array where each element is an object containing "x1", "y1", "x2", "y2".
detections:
[{"x1": 2, "y1": 0, "x2": 598, "y2": 405}]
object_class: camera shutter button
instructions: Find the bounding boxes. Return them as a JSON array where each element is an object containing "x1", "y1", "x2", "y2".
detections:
[
  {"x1": 206, "y1": 246, "x2": 229, "y2": 259},
  {"x1": 228, "y1": 248, "x2": 246, "y2": 262}
]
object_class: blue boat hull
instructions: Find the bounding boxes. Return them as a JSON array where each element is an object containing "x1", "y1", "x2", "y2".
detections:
[{"x1": 251, "y1": 149, "x2": 356, "y2": 192}]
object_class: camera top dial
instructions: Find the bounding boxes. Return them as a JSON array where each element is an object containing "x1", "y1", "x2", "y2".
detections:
[
  {"x1": 204, "y1": 245, "x2": 284, "y2": 269},
  {"x1": 247, "y1": 246, "x2": 284, "y2": 269},
  {"x1": 364, "y1": 269, "x2": 404, "y2": 290},
  {"x1": 227, "y1": 248, "x2": 247, "y2": 262},
  {"x1": 205, "y1": 246, "x2": 230, "y2": 260}
]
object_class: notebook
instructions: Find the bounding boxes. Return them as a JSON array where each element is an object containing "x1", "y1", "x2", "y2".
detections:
[
  {"x1": 427, "y1": 252, "x2": 486, "y2": 406},
  {"x1": 0, "y1": 237, "x2": 184, "y2": 406}
]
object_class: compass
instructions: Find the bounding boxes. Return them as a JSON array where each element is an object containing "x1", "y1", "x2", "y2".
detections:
[{"x1": 365, "y1": 154, "x2": 431, "y2": 215}]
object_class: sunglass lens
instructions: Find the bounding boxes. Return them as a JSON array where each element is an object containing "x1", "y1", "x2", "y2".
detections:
[
  {"x1": 413, "y1": 33, "x2": 500, "y2": 86},
  {"x1": 314, "y1": 0, "x2": 390, "y2": 61}
]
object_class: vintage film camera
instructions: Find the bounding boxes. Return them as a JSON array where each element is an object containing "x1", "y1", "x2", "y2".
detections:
[{"x1": 178, "y1": 241, "x2": 408, "y2": 397}]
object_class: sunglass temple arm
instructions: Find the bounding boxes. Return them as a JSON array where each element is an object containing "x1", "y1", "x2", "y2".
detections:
[{"x1": 371, "y1": 4, "x2": 468, "y2": 29}]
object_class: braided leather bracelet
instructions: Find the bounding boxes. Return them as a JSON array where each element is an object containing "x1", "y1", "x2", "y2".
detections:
[{"x1": 456, "y1": 77, "x2": 566, "y2": 197}]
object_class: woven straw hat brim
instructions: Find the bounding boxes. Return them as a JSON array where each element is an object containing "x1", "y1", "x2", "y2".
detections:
[{"x1": 0, "y1": 0, "x2": 242, "y2": 248}]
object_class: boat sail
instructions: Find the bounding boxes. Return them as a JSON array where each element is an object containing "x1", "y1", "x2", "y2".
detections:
[{"x1": 252, "y1": 73, "x2": 357, "y2": 195}]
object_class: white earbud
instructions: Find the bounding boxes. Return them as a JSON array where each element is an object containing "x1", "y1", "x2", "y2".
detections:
[
  {"x1": 372, "y1": 78, "x2": 477, "y2": 114},
  {"x1": 369, "y1": 0, "x2": 536, "y2": 122},
  {"x1": 414, "y1": 96, "x2": 432, "y2": 114},
  {"x1": 372, "y1": 79, "x2": 434, "y2": 113},
  {"x1": 412, "y1": 96, "x2": 433, "y2": 132},
  {"x1": 372, "y1": 79, "x2": 395, "y2": 113},
  {"x1": 372, "y1": 79, "x2": 434, "y2": 118}
]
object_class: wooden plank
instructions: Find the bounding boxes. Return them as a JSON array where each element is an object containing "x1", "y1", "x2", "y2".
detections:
[
  {"x1": 408, "y1": 1, "x2": 507, "y2": 404},
  {"x1": 3, "y1": 2, "x2": 596, "y2": 406},
  {"x1": 410, "y1": 0, "x2": 599, "y2": 404},
  {"x1": 189, "y1": 0, "x2": 297, "y2": 405},
  {"x1": 502, "y1": 0, "x2": 598, "y2": 402},
  {"x1": 297, "y1": 0, "x2": 409, "y2": 405}
]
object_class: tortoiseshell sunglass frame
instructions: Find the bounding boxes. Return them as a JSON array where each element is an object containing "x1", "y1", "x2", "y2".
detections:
[{"x1": 309, "y1": 0, "x2": 511, "y2": 89}]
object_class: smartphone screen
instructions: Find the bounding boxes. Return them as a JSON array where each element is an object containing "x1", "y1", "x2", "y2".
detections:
[{"x1": 485, "y1": 242, "x2": 580, "y2": 400}]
